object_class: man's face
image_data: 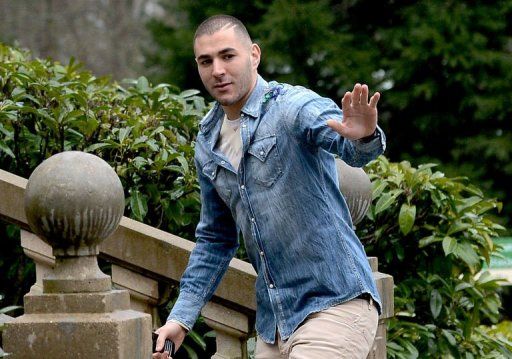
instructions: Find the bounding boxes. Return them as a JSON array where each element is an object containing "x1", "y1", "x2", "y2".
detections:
[{"x1": 194, "y1": 26, "x2": 260, "y2": 117}]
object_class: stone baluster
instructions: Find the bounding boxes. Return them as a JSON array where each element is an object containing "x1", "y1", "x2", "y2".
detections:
[
  {"x1": 368, "y1": 257, "x2": 394, "y2": 359},
  {"x1": 202, "y1": 302, "x2": 251, "y2": 359},
  {"x1": 110, "y1": 264, "x2": 163, "y2": 329},
  {"x1": 2, "y1": 151, "x2": 151, "y2": 358}
]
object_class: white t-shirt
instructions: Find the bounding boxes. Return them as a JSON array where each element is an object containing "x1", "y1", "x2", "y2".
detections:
[{"x1": 215, "y1": 115, "x2": 242, "y2": 171}]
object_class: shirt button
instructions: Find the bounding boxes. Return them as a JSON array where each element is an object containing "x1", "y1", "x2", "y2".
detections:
[
  {"x1": 269, "y1": 284, "x2": 275, "y2": 289},
  {"x1": 242, "y1": 124, "x2": 247, "y2": 128},
  {"x1": 260, "y1": 251, "x2": 264, "y2": 256},
  {"x1": 240, "y1": 185, "x2": 245, "y2": 190},
  {"x1": 211, "y1": 171, "x2": 215, "y2": 176},
  {"x1": 251, "y1": 218, "x2": 256, "y2": 223},
  {"x1": 259, "y1": 151, "x2": 265, "y2": 156},
  {"x1": 221, "y1": 160, "x2": 226, "y2": 165}
]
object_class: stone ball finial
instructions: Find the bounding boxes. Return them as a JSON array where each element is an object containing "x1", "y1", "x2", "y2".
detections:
[
  {"x1": 24, "y1": 151, "x2": 125, "y2": 257},
  {"x1": 336, "y1": 159, "x2": 373, "y2": 226}
]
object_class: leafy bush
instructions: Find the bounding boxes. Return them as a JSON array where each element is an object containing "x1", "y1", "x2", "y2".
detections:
[
  {"x1": 360, "y1": 156, "x2": 512, "y2": 358},
  {"x1": 0, "y1": 42, "x2": 206, "y2": 238}
]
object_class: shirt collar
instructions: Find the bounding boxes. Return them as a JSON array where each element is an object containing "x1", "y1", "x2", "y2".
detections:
[
  {"x1": 240, "y1": 75, "x2": 268, "y2": 118},
  {"x1": 199, "y1": 75, "x2": 268, "y2": 134}
]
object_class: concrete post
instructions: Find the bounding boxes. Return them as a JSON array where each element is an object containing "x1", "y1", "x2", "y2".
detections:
[
  {"x1": 2, "y1": 151, "x2": 152, "y2": 358},
  {"x1": 336, "y1": 158, "x2": 373, "y2": 226},
  {"x1": 368, "y1": 257, "x2": 394, "y2": 359},
  {"x1": 337, "y1": 159, "x2": 394, "y2": 358}
]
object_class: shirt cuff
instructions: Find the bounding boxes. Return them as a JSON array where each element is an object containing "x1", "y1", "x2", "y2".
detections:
[
  {"x1": 353, "y1": 125, "x2": 386, "y2": 153},
  {"x1": 167, "y1": 291, "x2": 204, "y2": 331},
  {"x1": 167, "y1": 319, "x2": 191, "y2": 333}
]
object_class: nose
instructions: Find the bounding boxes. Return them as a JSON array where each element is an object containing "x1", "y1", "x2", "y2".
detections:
[{"x1": 212, "y1": 59, "x2": 225, "y2": 78}]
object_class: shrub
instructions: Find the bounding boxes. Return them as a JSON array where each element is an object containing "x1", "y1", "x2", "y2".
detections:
[
  {"x1": 360, "y1": 156, "x2": 512, "y2": 358},
  {"x1": 0, "y1": 42, "x2": 206, "y2": 238}
]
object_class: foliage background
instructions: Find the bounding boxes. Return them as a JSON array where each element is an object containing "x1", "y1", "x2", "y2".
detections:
[{"x1": 360, "y1": 157, "x2": 510, "y2": 357}]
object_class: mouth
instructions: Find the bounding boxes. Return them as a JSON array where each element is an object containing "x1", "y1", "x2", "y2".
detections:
[{"x1": 214, "y1": 82, "x2": 231, "y2": 90}]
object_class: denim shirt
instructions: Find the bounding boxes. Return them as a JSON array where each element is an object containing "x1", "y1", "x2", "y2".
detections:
[{"x1": 168, "y1": 76, "x2": 386, "y2": 344}]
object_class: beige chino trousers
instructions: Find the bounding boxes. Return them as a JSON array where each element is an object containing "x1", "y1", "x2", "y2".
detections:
[{"x1": 255, "y1": 297, "x2": 378, "y2": 359}]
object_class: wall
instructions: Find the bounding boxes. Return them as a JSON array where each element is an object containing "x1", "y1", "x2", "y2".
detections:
[{"x1": 0, "y1": 0, "x2": 170, "y2": 80}]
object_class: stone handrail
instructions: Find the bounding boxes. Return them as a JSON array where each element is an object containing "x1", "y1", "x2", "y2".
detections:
[{"x1": 0, "y1": 167, "x2": 393, "y2": 358}]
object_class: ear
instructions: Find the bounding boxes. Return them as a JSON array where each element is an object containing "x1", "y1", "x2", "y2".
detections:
[{"x1": 251, "y1": 43, "x2": 261, "y2": 70}]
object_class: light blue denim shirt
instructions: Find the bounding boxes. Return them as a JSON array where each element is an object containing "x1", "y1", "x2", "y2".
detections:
[{"x1": 168, "y1": 76, "x2": 386, "y2": 344}]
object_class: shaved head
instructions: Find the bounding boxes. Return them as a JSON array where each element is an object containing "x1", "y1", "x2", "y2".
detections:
[{"x1": 194, "y1": 15, "x2": 252, "y2": 46}]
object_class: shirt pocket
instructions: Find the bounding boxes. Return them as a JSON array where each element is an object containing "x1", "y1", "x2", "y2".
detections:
[
  {"x1": 202, "y1": 160, "x2": 232, "y2": 203},
  {"x1": 247, "y1": 135, "x2": 283, "y2": 187}
]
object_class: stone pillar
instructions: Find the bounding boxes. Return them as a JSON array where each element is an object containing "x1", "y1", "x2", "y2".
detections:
[
  {"x1": 368, "y1": 257, "x2": 394, "y2": 359},
  {"x1": 2, "y1": 151, "x2": 151, "y2": 358},
  {"x1": 202, "y1": 302, "x2": 251, "y2": 359},
  {"x1": 336, "y1": 159, "x2": 394, "y2": 358},
  {"x1": 336, "y1": 159, "x2": 373, "y2": 226}
]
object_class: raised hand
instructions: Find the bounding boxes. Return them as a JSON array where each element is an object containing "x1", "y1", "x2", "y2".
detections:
[{"x1": 326, "y1": 83, "x2": 380, "y2": 141}]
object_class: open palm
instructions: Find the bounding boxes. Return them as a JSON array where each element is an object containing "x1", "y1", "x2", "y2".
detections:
[{"x1": 326, "y1": 83, "x2": 380, "y2": 141}]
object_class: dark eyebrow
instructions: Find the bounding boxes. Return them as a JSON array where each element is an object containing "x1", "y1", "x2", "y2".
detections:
[{"x1": 196, "y1": 47, "x2": 237, "y2": 61}]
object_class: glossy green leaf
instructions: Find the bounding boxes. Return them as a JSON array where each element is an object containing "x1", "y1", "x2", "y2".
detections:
[
  {"x1": 418, "y1": 235, "x2": 444, "y2": 248},
  {"x1": 430, "y1": 289, "x2": 442, "y2": 319},
  {"x1": 372, "y1": 179, "x2": 388, "y2": 200},
  {"x1": 399, "y1": 203, "x2": 416, "y2": 235},
  {"x1": 130, "y1": 190, "x2": 148, "y2": 222},
  {"x1": 0, "y1": 140, "x2": 15, "y2": 158},
  {"x1": 441, "y1": 329, "x2": 457, "y2": 347},
  {"x1": 180, "y1": 89, "x2": 201, "y2": 98},
  {"x1": 447, "y1": 221, "x2": 472, "y2": 236},
  {"x1": 442, "y1": 236, "x2": 457, "y2": 256},
  {"x1": 374, "y1": 189, "x2": 402, "y2": 215},
  {"x1": 454, "y1": 242, "x2": 480, "y2": 272},
  {"x1": 136, "y1": 76, "x2": 150, "y2": 92}
]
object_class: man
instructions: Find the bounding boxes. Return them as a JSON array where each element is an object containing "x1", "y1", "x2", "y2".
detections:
[{"x1": 154, "y1": 14, "x2": 385, "y2": 359}]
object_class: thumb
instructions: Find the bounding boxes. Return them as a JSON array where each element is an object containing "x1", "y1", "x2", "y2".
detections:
[
  {"x1": 326, "y1": 119, "x2": 349, "y2": 138},
  {"x1": 156, "y1": 333, "x2": 166, "y2": 352}
]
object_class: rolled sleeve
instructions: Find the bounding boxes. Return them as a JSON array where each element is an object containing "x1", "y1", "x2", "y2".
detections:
[
  {"x1": 352, "y1": 125, "x2": 386, "y2": 154},
  {"x1": 167, "y1": 292, "x2": 202, "y2": 331},
  {"x1": 287, "y1": 89, "x2": 386, "y2": 167}
]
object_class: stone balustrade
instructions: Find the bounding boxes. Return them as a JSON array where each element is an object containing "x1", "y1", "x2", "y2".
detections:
[
  {"x1": 2, "y1": 152, "x2": 152, "y2": 358},
  {"x1": 0, "y1": 154, "x2": 393, "y2": 359}
]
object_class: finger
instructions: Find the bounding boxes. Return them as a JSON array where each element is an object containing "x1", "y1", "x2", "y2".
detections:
[
  {"x1": 369, "y1": 92, "x2": 380, "y2": 108},
  {"x1": 352, "y1": 83, "x2": 362, "y2": 104},
  {"x1": 361, "y1": 84, "x2": 369, "y2": 104},
  {"x1": 156, "y1": 334, "x2": 166, "y2": 352},
  {"x1": 341, "y1": 91, "x2": 351, "y2": 110}
]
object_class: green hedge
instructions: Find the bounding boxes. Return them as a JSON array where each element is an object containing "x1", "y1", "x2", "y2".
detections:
[
  {"x1": 0, "y1": 43, "x2": 205, "y2": 238},
  {"x1": 361, "y1": 157, "x2": 511, "y2": 358}
]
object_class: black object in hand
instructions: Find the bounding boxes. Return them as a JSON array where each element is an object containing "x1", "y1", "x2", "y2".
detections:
[{"x1": 152, "y1": 332, "x2": 175, "y2": 356}]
